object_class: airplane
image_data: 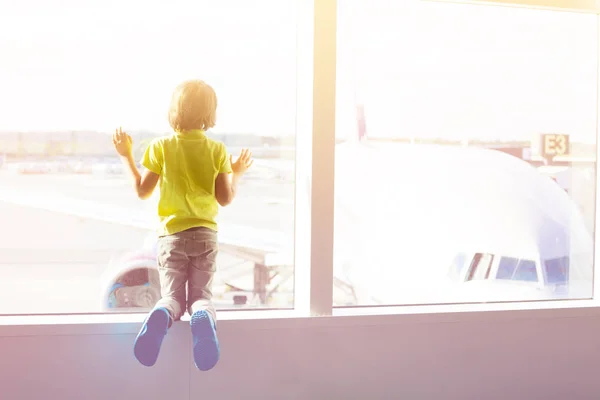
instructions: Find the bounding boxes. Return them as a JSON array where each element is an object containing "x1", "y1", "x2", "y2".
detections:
[
  {"x1": 333, "y1": 140, "x2": 593, "y2": 305},
  {"x1": 536, "y1": 163, "x2": 596, "y2": 237},
  {"x1": 0, "y1": 103, "x2": 593, "y2": 310}
]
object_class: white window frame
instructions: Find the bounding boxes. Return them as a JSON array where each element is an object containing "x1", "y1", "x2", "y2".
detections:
[
  {"x1": 0, "y1": 0, "x2": 599, "y2": 329},
  {"x1": 425, "y1": 0, "x2": 600, "y2": 13},
  {"x1": 328, "y1": 0, "x2": 600, "y2": 317},
  {"x1": 306, "y1": 0, "x2": 336, "y2": 317}
]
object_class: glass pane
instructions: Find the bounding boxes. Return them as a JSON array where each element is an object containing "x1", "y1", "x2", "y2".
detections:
[
  {"x1": 512, "y1": 260, "x2": 538, "y2": 282},
  {"x1": 447, "y1": 253, "x2": 467, "y2": 280},
  {"x1": 333, "y1": 0, "x2": 596, "y2": 306},
  {"x1": 0, "y1": 0, "x2": 298, "y2": 314},
  {"x1": 498, "y1": 257, "x2": 538, "y2": 282},
  {"x1": 467, "y1": 254, "x2": 493, "y2": 281},
  {"x1": 497, "y1": 258, "x2": 519, "y2": 280},
  {"x1": 545, "y1": 256, "x2": 570, "y2": 284}
]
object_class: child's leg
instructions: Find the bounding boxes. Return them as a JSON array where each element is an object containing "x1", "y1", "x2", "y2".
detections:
[
  {"x1": 133, "y1": 234, "x2": 188, "y2": 367},
  {"x1": 186, "y1": 228, "x2": 219, "y2": 371},
  {"x1": 133, "y1": 307, "x2": 170, "y2": 367},
  {"x1": 154, "y1": 235, "x2": 189, "y2": 321}
]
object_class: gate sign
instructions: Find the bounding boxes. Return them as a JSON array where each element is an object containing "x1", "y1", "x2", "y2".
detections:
[{"x1": 540, "y1": 133, "x2": 569, "y2": 162}]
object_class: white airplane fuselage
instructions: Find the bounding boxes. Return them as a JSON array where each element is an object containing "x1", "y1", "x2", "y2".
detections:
[{"x1": 333, "y1": 142, "x2": 593, "y2": 305}]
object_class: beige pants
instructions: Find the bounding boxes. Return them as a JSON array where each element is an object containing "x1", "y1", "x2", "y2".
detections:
[{"x1": 154, "y1": 226, "x2": 217, "y2": 324}]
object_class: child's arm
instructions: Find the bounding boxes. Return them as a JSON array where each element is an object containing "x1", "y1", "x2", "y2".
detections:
[
  {"x1": 113, "y1": 127, "x2": 159, "y2": 200},
  {"x1": 215, "y1": 148, "x2": 253, "y2": 206},
  {"x1": 215, "y1": 171, "x2": 242, "y2": 206},
  {"x1": 121, "y1": 155, "x2": 159, "y2": 200}
]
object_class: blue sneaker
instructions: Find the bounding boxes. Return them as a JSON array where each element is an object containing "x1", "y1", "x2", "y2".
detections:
[
  {"x1": 133, "y1": 307, "x2": 170, "y2": 367},
  {"x1": 190, "y1": 310, "x2": 220, "y2": 371}
]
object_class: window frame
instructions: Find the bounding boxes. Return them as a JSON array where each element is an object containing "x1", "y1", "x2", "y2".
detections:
[
  {"x1": 0, "y1": 0, "x2": 599, "y2": 327},
  {"x1": 307, "y1": 0, "x2": 336, "y2": 317},
  {"x1": 425, "y1": 0, "x2": 600, "y2": 14},
  {"x1": 328, "y1": 0, "x2": 600, "y2": 313}
]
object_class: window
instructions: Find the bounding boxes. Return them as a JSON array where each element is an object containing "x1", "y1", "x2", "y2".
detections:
[
  {"x1": 447, "y1": 252, "x2": 468, "y2": 281},
  {"x1": 333, "y1": 0, "x2": 597, "y2": 307},
  {"x1": 545, "y1": 256, "x2": 570, "y2": 284},
  {"x1": 497, "y1": 257, "x2": 538, "y2": 282},
  {"x1": 496, "y1": 258, "x2": 519, "y2": 280},
  {"x1": 0, "y1": 0, "x2": 596, "y2": 318},
  {"x1": 0, "y1": 1, "x2": 301, "y2": 314},
  {"x1": 467, "y1": 253, "x2": 494, "y2": 281},
  {"x1": 512, "y1": 260, "x2": 538, "y2": 282}
]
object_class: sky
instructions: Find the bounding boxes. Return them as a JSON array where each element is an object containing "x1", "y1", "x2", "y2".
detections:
[{"x1": 0, "y1": 0, "x2": 598, "y2": 143}]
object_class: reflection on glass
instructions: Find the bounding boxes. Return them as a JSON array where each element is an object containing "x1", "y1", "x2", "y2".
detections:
[
  {"x1": 333, "y1": 1, "x2": 597, "y2": 307},
  {"x1": 0, "y1": 1, "x2": 297, "y2": 314}
]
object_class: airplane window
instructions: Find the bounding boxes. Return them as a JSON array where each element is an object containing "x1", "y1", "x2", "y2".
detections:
[
  {"x1": 497, "y1": 257, "x2": 538, "y2": 282},
  {"x1": 545, "y1": 257, "x2": 570, "y2": 284},
  {"x1": 447, "y1": 253, "x2": 467, "y2": 281},
  {"x1": 512, "y1": 260, "x2": 538, "y2": 282},
  {"x1": 467, "y1": 253, "x2": 493, "y2": 281},
  {"x1": 496, "y1": 258, "x2": 518, "y2": 280},
  {"x1": 0, "y1": 1, "x2": 301, "y2": 315}
]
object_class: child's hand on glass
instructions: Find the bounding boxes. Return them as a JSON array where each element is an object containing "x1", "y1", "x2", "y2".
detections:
[
  {"x1": 112, "y1": 127, "x2": 133, "y2": 157},
  {"x1": 230, "y1": 148, "x2": 254, "y2": 175}
]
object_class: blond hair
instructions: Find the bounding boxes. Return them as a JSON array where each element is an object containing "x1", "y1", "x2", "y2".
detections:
[{"x1": 168, "y1": 80, "x2": 217, "y2": 132}]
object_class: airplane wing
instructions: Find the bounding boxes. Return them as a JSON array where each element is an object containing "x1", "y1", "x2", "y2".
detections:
[{"x1": 0, "y1": 188, "x2": 294, "y2": 267}]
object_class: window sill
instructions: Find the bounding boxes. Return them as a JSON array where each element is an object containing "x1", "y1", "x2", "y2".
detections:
[
  {"x1": 334, "y1": 297, "x2": 599, "y2": 317},
  {"x1": 0, "y1": 309, "x2": 303, "y2": 337},
  {"x1": 1, "y1": 299, "x2": 599, "y2": 337}
]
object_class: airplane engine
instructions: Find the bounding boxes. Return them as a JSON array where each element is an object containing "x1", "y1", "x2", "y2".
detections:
[{"x1": 99, "y1": 237, "x2": 160, "y2": 311}]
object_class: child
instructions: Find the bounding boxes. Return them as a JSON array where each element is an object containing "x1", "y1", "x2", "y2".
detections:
[{"x1": 112, "y1": 79, "x2": 253, "y2": 371}]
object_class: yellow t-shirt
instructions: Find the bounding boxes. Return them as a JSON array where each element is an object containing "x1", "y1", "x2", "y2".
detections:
[{"x1": 141, "y1": 130, "x2": 232, "y2": 236}]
